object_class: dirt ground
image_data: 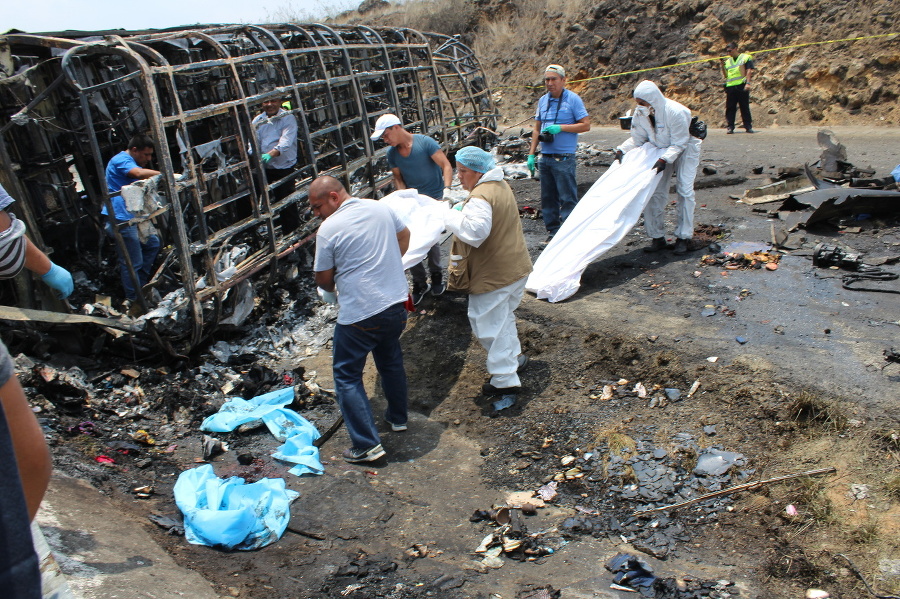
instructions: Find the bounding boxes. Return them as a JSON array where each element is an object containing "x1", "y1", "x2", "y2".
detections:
[{"x1": 24, "y1": 126, "x2": 900, "y2": 599}]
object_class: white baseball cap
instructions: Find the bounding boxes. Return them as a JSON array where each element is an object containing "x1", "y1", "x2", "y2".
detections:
[{"x1": 370, "y1": 113, "x2": 402, "y2": 140}]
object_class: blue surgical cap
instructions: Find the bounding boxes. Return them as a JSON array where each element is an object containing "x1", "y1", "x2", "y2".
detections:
[{"x1": 455, "y1": 146, "x2": 495, "y2": 173}]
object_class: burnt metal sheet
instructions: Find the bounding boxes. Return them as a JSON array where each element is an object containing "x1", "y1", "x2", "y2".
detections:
[
  {"x1": 778, "y1": 188, "x2": 900, "y2": 226},
  {"x1": 0, "y1": 24, "x2": 497, "y2": 352}
]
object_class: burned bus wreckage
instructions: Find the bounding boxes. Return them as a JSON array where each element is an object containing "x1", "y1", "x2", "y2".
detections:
[{"x1": 0, "y1": 24, "x2": 496, "y2": 353}]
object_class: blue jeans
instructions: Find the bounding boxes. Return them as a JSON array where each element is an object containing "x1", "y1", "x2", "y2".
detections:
[
  {"x1": 107, "y1": 222, "x2": 161, "y2": 300},
  {"x1": 539, "y1": 153, "x2": 579, "y2": 235},
  {"x1": 332, "y1": 302, "x2": 409, "y2": 450}
]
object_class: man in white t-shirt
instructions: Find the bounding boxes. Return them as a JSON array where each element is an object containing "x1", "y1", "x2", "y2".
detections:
[{"x1": 311, "y1": 175, "x2": 411, "y2": 463}]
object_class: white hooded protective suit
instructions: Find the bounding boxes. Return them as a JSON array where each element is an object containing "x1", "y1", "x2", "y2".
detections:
[{"x1": 617, "y1": 80, "x2": 701, "y2": 240}]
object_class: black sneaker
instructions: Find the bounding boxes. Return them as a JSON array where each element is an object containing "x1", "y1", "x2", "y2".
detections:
[
  {"x1": 517, "y1": 354, "x2": 529, "y2": 371},
  {"x1": 726, "y1": 128, "x2": 735, "y2": 134},
  {"x1": 482, "y1": 383, "x2": 521, "y2": 396},
  {"x1": 385, "y1": 419, "x2": 407, "y2": 432},
  {"x1": 745, "y1": 128, "x2": 754, "y2": 133},
  {"x1": 342, "y1": 444, "x2": 386, "y2": 463},
  {"x1": 411, "y1": 283, "x2": 431, "y2": 305},
  {"x1": 431, "y1": 276, "x2": 446, "y2": 296},
  {"x1": 644, "y1": 237, "x2": 667, "y2": 253},
  {"x1": 673, "y1": 238, "x2": 688, "y2": 255}
]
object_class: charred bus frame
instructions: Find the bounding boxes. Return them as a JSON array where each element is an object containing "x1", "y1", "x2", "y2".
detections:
[{"x1": 0, "y1": 24, "x2": 496, "y2": 352}]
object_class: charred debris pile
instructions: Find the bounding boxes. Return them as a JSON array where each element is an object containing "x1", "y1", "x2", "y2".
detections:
[{"x1": 0, "y1": 23, "x2": 497, "y2": 353}]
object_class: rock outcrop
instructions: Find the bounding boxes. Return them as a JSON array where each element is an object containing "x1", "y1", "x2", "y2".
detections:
[{"x1": 337, "y1": 0, "x2": 899, "y2": 127}]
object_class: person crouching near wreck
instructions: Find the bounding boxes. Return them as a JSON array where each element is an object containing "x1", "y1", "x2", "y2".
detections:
[
  {"x1": 444, "y1": 146, "x2": 532, "y2": 405},
  {"x1": 310, "y1": 175, "x2": 412, "y2": 464}
]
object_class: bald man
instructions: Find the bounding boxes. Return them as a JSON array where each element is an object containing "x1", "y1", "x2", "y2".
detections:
[{"x1": 310, "y1": 176, "x2": 411, "y2": 463}]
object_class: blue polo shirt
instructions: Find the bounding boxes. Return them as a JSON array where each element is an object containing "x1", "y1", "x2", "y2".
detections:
[
  {"x1": 534, "y1": 89, "x2": 589, "y2": 154},
  {"x1": 103, "y1": 151, "x2": 139, "y2": 221}
]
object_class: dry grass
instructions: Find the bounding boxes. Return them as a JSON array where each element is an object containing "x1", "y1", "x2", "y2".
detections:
[
  {"x1": 787, "y1": 391, "x2": 849, "y2": 432},
  {"x1": 593, "y1": 428, "x2": 636, "y2": 481},
  {"x1": 846, "y1": 518, "x2": 879, "y2": 545},
  {"x1": 792, "y1": 476, "x2": 835, "y2": 525},
  {"x1": 886, "y1": 475, "x2": 900, "y2": 501}
]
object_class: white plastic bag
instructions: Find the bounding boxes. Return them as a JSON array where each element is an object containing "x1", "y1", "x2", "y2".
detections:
[{"x1": 526, "y1": 143, "x2": 665, "y2": 302}]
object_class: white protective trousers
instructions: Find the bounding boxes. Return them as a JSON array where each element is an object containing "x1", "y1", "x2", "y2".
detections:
[
  {"x1": 468, "y1": 277, "x2": 527, "y2": 388},
  {"x1": 643, "y1": 137, "x2": 702, "y2": 240}
]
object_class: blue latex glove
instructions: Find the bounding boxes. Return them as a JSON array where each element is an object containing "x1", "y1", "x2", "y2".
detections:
[
  {"x1": 527, "y1": 154, "x2": 536, "y2": 176},
  {"x1": 542, "y1": 124, "x2": 562, "y2": 135},
  {"x1": 261, "y1": 153, "x2": 272, "y2": 164},
  {"x1": 41, "y1": 262, "x2": 74, "y2": 299},
  {"x1": 452, "y1": 201, "x2": 465, "y2": 211}
]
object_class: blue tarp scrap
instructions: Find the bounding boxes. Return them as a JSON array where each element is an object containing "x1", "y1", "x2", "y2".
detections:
[
  {"x1": 199, "y1": 387, "x2": 294, "y2": 433},
  {"x1": 174, "y1": 464, "x2": 299, "y2": 550},
  {"x1": 200, "y1": 387, "x2": 324, "y2": 476}
]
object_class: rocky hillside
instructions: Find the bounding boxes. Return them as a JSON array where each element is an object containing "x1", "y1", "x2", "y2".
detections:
[{"x1": 336, "y1": 0, "x2": 899, "y2": 129}]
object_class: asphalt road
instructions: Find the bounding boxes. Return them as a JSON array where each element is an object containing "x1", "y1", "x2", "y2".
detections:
[{"x1": 519, "y1": 125, "x2": 900, "y2": 417}]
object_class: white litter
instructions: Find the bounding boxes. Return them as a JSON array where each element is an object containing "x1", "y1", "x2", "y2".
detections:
[{"x1": 379, "y1": 188, "x2": 448, "y2": 270}]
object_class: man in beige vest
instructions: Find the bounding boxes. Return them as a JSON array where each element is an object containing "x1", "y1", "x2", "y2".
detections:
[{"x1": 444, "y1": 147, "x2": 533, "y2": 405}]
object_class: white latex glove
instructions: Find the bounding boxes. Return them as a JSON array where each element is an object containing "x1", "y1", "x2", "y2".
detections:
[
  {"x1": 442, "y1": 187, "x2": 454, "y2": 201},
  {"x1": 317, "y1": 287, "x2": 337, "y2": 304}
]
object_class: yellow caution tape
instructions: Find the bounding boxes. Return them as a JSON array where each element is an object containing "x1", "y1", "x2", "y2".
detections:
[{"x1": 492, "y1": 32, "x2": 899, "y2": 91}]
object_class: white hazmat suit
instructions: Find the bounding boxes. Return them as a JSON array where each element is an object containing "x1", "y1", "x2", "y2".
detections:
[{"x1": 617, "y1": 80, "x2": 701, "y2": 241}]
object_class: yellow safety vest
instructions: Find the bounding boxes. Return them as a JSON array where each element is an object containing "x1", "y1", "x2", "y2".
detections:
[{"x1": 724, "y1": 53, "x2": 752, "y2": 87}]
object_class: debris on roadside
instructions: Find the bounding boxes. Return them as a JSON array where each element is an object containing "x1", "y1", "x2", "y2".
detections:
[
  {"x1": 470, "y1": 501, "x2": 556, "y2": 566},
  {"x1": 700, "y1": 248, "x2": 782, "y2": 271},
  {"x1": 736, "y1": 132, "x2": 900, "y2": 231},
  {"x1": 200, "y1": 387, "x2": 324, "y2": 476},
  {"x1": 148, "y1": 513, "x2": 185, "y2": 536},
  {"x1": 606, "y1": 553, "x2": 657, "y2": 596},
  {"x1": 885, "y1": 348, "x2": 900, "y2": 365},
  {"x1": 404, "y1": 544, "x2": 430, "y2": 560},
  {"x1": 132, "y1": 485, "x2": 154, "y2": 498},
  {"x1": 201, "y1": 435, "x2": 227, "y2": 461},
  {"x1": 539, "y1": 430, "x2": 759, "y2": 559},
  {"x1": 606, "y1": 552, "x2": 742, "y2": 598},
  {"x1": 587, "y1": 378, "x2": 695, "y2": 407},
  {"x1": 516, "y1": 584, "x2": 561, "y2": 599}
]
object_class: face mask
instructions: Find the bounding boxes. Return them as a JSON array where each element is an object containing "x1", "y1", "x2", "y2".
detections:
[{"x1": 634, "y1": 105, "x2": 649, "y2": 116}]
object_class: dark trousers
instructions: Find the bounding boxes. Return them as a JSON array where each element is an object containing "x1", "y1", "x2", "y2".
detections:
[
  {"x1": 409, "y1": 244, "x2": 443, "y2": 288},
  {"x1": 725, "y1": 83, "x2": 752, "y2": 130},
  {"x1": 266, "y1": 167, "x2": 300, "y2": 233},
  {"x1": 332, "y1": 303, "x2": 409, "y2": 450}
]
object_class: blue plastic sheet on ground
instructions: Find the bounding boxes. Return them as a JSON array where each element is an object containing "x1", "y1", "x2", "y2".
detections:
[
  {"x1": 892, "y1": 164, "x2": 900, "y2": 183},
  {"x1": 200, "y1": 387, "x2": 294, "y2": 433},
  {"x1": 201, "y1": 387, "x2": 324, "y2": 476},
  {"x1": 261, "y1": 406, "x2": 319, "y2": 443},
  {"x1": 174, "y1": 464, "x2": 299, "y2": 550},
  {"x1": 272, "y1": 432, "x2": 324, "y2": 476},
  {"x1": 269, "y1": 414, "x2": 323, "y2": 476}
]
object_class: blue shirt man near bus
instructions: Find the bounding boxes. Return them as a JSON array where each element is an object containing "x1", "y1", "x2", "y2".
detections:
[
  {"x1": 528, "y1": 64, "x2": 591, "y2": 242},
  {"x1": 103, "y1": 134, "x2": 162, "y2": 303}
]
